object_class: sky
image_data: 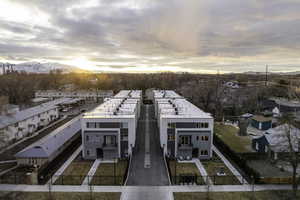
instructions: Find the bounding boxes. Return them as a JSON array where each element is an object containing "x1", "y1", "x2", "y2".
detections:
[{"x1": 0, "y1": 0, "x2": 300, "y2": 73}]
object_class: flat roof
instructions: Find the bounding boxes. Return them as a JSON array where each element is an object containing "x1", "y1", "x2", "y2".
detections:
[
  {"x1": 83, "y1": 95, "x2": 139, "y2": 119},
  {"x1": 153, "y1": 90, "x2": 183, "y2": 99},
  {"x1": 156, "y1": 97, "x2": 213, "y2": 119},
  {"x1": 114, "y1": 90, "x2": 142, "y2": 99}
]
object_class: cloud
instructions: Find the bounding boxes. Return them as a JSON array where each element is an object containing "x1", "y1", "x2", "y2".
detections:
[{"x1": 0, "y1": 0, "x2": 300, "y2": 72}]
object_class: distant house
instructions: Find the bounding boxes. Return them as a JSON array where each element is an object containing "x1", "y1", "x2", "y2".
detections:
[
  {"x1": 224, "y1": 81, "x2": 240, "y2": 89},
  {"x1": 251, "y1": 115, "x2": 272, "y2": 131},
  {"x1": 35, "y1": 90, "x2": 113, "y2": 102},
  {"x1": 252, "y1": 124, "x2": 300, "y2": 159},
  {"x1": 269, "y1": 98, "x2": 300, "y2": 113},
  {"x1": 15, "y1": 117, "x2": 81, "y2": 169},
  {"x1": 0, "y1": 98, "x2": 78, "y2": 146}
]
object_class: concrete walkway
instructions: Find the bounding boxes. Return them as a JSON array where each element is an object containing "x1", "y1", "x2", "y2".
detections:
[
  {"x1": 194, "y1": 159, "x2": 213, "y2": 185},
  {"x1": 121, "y1": 186, "x2": 173, "y2": 200},
  {"x1": 81, "y1": 159, "x2": 101, "y2": 185},
  {"x1": 48, "y1": 145, "x2": 82, "y2": 184},
  {"x1": 0, "y1": 184, "x2": 296, "y2": 193},
  {"x1": 213, "y1": 145, "x2": 248, "y2": 184},
  {"x1": 144, "y1": 105, "x2": 151, "y2": 168},
  {"x1": 126, "y1": 105, "x2": 169, "y2": 186}
]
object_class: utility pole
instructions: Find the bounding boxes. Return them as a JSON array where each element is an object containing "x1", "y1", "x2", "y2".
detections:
[{"x1": 265, "y1": 65, "x2": 268, "y2": 86}]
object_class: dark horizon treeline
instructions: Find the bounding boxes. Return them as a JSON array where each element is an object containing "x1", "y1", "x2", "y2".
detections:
[{"x1": 0, "y1": 71, "x2": 298, "y2": 120}]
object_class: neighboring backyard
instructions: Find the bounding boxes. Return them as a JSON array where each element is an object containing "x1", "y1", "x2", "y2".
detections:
[
  {"x1": 54, "y1": 159, "x2": 93, "y2": 185},
  {"x1": 201, "y1": 153, "x2": 241, "y2": 185},
  {"x1": 168, "y1": 161, "x2": 205, "y2": 185},
  {"x1": 0, "y1": 192, "x2": 121, "y2": 200},
  {"x1": 91, "y1": 160, "x2": 128, "y2": 185},
  {"x1": 174, "y1": 191, "x2": 297, "y2": 200},
  {"x1": 214, "y1": 123, "x2": 253, "y2": 153}
]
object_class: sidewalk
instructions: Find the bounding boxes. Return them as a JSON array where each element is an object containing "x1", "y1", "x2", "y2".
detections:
[
  {"x1": 194, "y1": 159, "x2": 213, "y2": 185},
  {"x1": 81, "y1": 159, "x2": 101, "y2": 185},
  {"x1": 48, "y1": 145, "x2": 82, "y2": 184},
  {"x1": 0, "y1": 184, "x2": 295, "y2": 193},
  {"x1": 213, "y1": 145, "x2": 248, "y2": 184}
]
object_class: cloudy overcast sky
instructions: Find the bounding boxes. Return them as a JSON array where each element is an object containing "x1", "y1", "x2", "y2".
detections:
[{"x1": 0, "y1": 0, "x2": 300, "y2": 73}]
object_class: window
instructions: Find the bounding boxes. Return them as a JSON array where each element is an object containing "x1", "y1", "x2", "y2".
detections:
[
  {"x1": 168, "y1": 134, "x2": 175, "y2": 141},
  {"x1": 168, "y1": 123, "x2": 176, "y2": 128},
  {"x1": 200, "y1": 150, "x2": 208, "y2": 155},
  {"x1": 104, "y1": 135, "x2": 116, "y2": 146},
  {"x1": 196, "y1": 123, "x2": 209, "y2": 128},
  {"x1": 14, "y1": 123, "x2": 18, "y2": 127},
  {"x1": 86, "y1": 122, "x2": 96, "y2": 128},
  {"x1": 121, "y1": 122, "x2": 128, "y2": 128},
  {"x1": 86, "y1": 135, "x2": 89, "y2": 141},
  {"x1": 87, "y1": 150, "x2": 90, "y2": 156},
  {"x1": 179, "y1": 135, "x2": 191, "y2": 145},
  {"x1": 201, "y1": 136, "x2": 209, "y2": 141},
  {"x1": 196, "y1": 136, "x2": 199, "y2": 141}
]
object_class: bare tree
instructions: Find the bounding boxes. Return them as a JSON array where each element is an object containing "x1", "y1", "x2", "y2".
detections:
[{"x1": 280, "y1": 113, "x2": 299, "y2": 199}]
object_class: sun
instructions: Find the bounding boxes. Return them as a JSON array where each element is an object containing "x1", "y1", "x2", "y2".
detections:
[{"x1": 66, "y1": 57, "x2": 99, "y2": 71}]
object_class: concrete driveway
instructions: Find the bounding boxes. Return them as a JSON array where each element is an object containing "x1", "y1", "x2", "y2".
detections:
[{"x1": 126, "y1": 104, "x2": 170, "y2": 186}]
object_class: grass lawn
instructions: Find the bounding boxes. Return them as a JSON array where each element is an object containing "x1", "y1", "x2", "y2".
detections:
[
  {"x1": 168, "y1": 161, "x2": 205, "y2": 185},
  {"x1": 201, "y1": 154, "x2": 241, "y2": 185},
  {"x1": 214, "y1": 123, "x2": 252, "y2": 153},
  {"x1": 174, "y1": 191, "x2": 297, "y2": 200},
  {"x1": 54, "y1": 161, "x2": 93, "y2": 185},
  {"x1": 0, "y1": 192, "x2": 121, "y2": 200},
  {"x1": 91, "y1": 160, "x2": 128, "y2": 185}
]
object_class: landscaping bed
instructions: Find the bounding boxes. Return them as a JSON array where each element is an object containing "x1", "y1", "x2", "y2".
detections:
[
  {"x1": 90, "y1": 160, "x2": 128, "y2": 185},
  {"x1": 201, "y1": 153, "x2": 241, "y2": 185},
  {"x1": 54, "y1": 159, "x2": 93, "y2": 185},
  {"x1": 168, "y1": 160, "x2": 205, "y2": 185},
  {"x1": 0, "y1": 191, "x2": 121, "y2": 200},
  {"x1": 174, "y1": 191, "x2": 297, "y2": 200}
]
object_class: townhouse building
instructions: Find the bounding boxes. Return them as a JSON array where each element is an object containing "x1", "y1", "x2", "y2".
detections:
[
  {"x1": 81, "y1": 90, "x2": 141, "y2": 160},
  {"x1": 154, "y1": 90, "x2": 214, "y2": 160}
]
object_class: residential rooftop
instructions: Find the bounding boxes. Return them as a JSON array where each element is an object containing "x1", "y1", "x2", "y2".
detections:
[
  {"x1": 83, "y1": 97, "x2": 139, "y2": 119},
  {"x1": 153, "y1": 90, "x2": 183, "y2": 99},
  {"x1": 113, "y1": 90, "x2": 142, "y2": 99},
  {"x1": 15, "y1": 117, "x2": 81, "y2": 158},
  {"x1": 0, "y1": 98, "x2": 77, "y2": 129},
  {"x1": 156, "y1": 98, "x2": 212, "y2": 119}
]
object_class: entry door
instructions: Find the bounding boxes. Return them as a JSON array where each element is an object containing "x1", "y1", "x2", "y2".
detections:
[{"x1": 96, "y1": 148, "x2": 103, "y2": 158}]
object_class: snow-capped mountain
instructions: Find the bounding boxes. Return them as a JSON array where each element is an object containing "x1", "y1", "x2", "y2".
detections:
[{"x1": 0, "y1": 62, "x2": 83, "y2": 74}]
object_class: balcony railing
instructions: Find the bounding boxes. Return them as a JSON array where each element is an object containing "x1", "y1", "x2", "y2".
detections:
[
  {"x1": 178, "y1": 143, "x2": 193, "y2": 150},
  {"x1": 103, "y1": 143, "x2": 118, "y2": 149}
]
